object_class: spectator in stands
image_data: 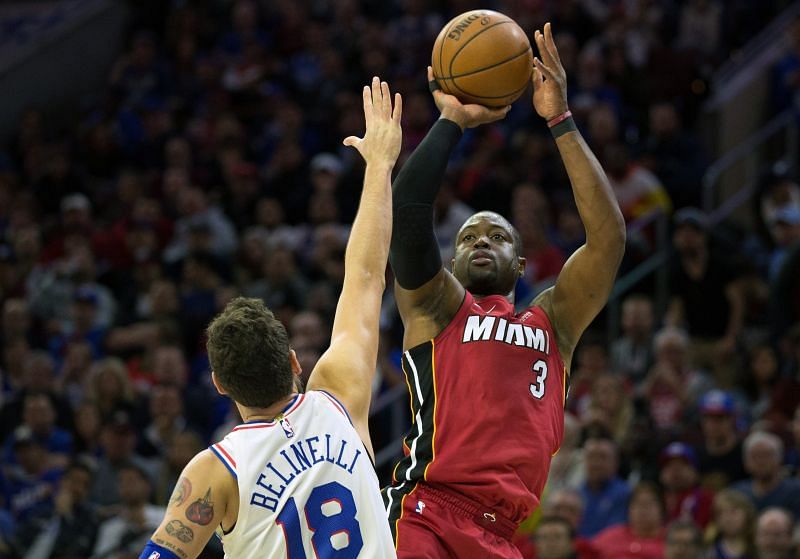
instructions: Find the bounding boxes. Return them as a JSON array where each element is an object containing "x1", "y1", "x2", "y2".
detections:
[
  {"x1": 151, "y1": 430, "x2": 203, "y2": 507},
  {"x1": 641, "y1": 327, "x2": 711, "y2": 435},
  {"x1": 11, "y1": 458, "x2": 99, "y2": 558},
  {"x1": 604, "y1": 142, "x2": 672, "y2": 223},
  {"x1": 707, "y1": 488, "x2": 757, "y2": 559},
  {"x1": 2, "y1": 392, "x2": 72, "y2": 468},
  {"x1": 754, "y1": 508, "x2": 796, "y2": 559},
  {"x1": 696, "y1": 390, "x2": 747, "y2": 490},
  {"x1": 664, "y1": 519, "x2": 705, "y2": 559},
  {"x1": 592, "y1": 482, "x2": 666, "y2": 559},
  {"x1": 641, "y1": 101, "x2": 707, "y2": 211},
  {"x1": 84, "y1": 357, "x2": 137, "y2": 421},
  {"x1": 733, "y1": 431, "x2": 800, "y2": 517},
  {"x1": 610, "y1": 294, "x2": 656, "y2": 385},
  {"x1": 89, "y1": 410, "x2": 154, "y2": 509},
  {"x1": 92, "y1": 462, "x2": 164, "y2": 559},
  {"x1": 659, "y1": 442, "x2": 714, "y2": 528},
  {"x1": 583, "y1": 374, "x2": 634, "y2": 445},
  {"x1": 0, "y1": 426, "x2": 62, "y2": 524},
  {"x1": 534, "y1": 516, "x2": 589, "y2": 559},
  {"x1": 546, "y1": 414, "x2": 586, "y2": 492},
  {"x1": 137, "y1": 384, "x2": 188, "y2": 459},
  {"x1": 578, "y1": 437, "x2": 630, "y2": 538},
  {"x1": 667, "y1": 208, "x2": 744, "y2": 386}
]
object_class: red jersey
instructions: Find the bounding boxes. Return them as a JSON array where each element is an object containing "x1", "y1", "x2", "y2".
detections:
[{"x1": 384, "y1": 291, "x2": 567, "y2": 527}]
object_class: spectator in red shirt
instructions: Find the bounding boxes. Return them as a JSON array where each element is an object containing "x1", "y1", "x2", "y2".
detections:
[
  {"x1": 592, "y1": 482, "x2": 666, "y2": 559},
  {"x1": 660, "y1": 442, "x2": 714, "y2": 528}
]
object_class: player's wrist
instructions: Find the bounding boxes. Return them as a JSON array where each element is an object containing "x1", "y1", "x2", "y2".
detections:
[
  {"x1": 546, "y1": 108, "x2": 576, "y2": 139},
  {"x1": 439, "y1": 108, "x2": 466, "y2": 131}
]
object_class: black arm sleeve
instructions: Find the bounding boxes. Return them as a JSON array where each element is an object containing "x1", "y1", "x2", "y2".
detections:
[{"x1": 390, "y1": 118, "x2": 463, "y2": 289}]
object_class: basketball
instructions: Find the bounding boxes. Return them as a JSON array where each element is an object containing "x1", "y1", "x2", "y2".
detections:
[{"x1": 431, "y1": 10, "x2": 533, "y2": 107}]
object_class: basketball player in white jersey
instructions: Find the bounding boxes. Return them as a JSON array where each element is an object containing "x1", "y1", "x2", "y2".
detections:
[{"x1": 138, "y1": 77, "x2": 401, "y2": 559}]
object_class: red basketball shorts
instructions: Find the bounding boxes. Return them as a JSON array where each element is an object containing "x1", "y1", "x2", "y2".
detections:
[{"x1": 390, "y1": 483, "x2": 523, "y2": 559}]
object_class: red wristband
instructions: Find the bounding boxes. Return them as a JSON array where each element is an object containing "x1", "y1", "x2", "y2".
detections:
[{"x1": 547, "y1": 110, "x2": 572, "y2": 128}]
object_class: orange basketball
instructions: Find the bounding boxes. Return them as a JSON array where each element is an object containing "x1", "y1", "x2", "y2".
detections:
[{"x1": 432, "y1": 10, "x2": 533, "y2": 107}]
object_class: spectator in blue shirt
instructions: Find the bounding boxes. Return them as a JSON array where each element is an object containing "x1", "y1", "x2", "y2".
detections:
[
  {"x1": 733, "y1": 431, "x2": 800, "y2": 518},
  {"x1": 578, "y1": 436, "x2": 631, "y2": 537}
]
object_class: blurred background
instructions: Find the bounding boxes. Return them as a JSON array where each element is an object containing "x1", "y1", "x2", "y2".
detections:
[{"x1": 1, "y1": 0, "x2": 800, "y2": 558}]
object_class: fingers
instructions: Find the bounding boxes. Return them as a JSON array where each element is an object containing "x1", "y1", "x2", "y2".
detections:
[
  {"x1": 370, "y1": 76, "x2": 381, "y2": 112},
  {"x1": 534, "y1": 27, "x2": 557, "y2": 71},
  {"x1": 381, "y1": 80, "x2": 391, "y2": 118},
  {"x1": 533, "y1": 56, "x2": 556, "y2": 81},
  {"x1": 342, "y1": 135, "x2": 361, "y2": 147},
  {"x1": 392, "y1": 92, "x2": 402, "y2": 123},
  {"x1": 427, "y1": 66, "x2": 434, "y2": 82},
  {"x1": 361, "y1": 85, "x2": 372, "y2": 125},
  {"x1": 543, "y1": 22, "x2": 562, "y2": 66},
  {"x1": 531, "y1": 66, "x2": 543, "y2": 90}
]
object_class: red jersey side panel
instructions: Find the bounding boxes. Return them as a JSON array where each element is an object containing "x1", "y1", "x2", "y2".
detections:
[{"x1": 384, "y1": 291, "x2": 566, "y2": 527}]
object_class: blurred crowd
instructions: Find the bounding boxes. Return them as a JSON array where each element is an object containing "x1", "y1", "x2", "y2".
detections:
[{"x1": 1, "y1": 0, "x2": 800, "y2": 558}]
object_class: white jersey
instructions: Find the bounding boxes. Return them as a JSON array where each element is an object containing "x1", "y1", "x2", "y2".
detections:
[{"x1": 210, "y1": 390, "x2": 396, "y2": 559}]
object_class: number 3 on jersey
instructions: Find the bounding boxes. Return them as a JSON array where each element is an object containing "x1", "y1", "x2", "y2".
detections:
[
  {"x1": 276, "y1": 481, "x2": 363, "y2": 558},
  {"x1": 530, "y1": 359, "x2": 547, "y2": 399}
]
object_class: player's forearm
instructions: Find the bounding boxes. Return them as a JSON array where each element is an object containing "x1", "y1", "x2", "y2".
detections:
[
  {"x1": 345, "y1": 162, "x2": 394, "y2": 286},
  {"x1": 389, "y1": 118, "x2": 462, "y2": 289},
  {"x1": 555, "y1": 131, "x2": 626, "y2": 256}
]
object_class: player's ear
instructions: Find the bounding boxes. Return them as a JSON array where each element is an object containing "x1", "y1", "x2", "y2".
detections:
[
  {"x1": 210, "y1": 371, "x2": 227, "y2": 395},
  {"x1": 517, "y1": 256, "x2": 526, "y2": 277},
  {"x1": 289, "y1": 349, "x2": 302, "y2": 377},
  {"x1": 451, "y1": 257, "x2": 456, "y2": 272}
]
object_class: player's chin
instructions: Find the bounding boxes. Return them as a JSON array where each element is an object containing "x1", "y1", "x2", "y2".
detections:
[{"x1": 466, "y1": 270, "x2": 499, "y2": 294}]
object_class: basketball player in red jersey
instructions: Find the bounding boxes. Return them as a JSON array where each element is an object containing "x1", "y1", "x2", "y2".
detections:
[{"x1": 384, "y1": 23, "x2": 626, "y2": 558}]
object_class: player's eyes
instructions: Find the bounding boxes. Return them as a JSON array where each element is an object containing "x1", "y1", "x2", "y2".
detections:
[
  {"x1": 462, "y1": 234, "x2": 474, "y2": 242},
  {"x1": 492, "y1": 234, "x2": 505, "y2": 241}
]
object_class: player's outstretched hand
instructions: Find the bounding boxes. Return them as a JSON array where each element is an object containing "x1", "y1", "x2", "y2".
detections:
[
  {"x1": 428, "y1": 66, "x2": 510, "y2": 131},
  {"x1": 531, "y1": 22, "x2": 569, "y2": 121},
  {"x1": 343, "y1": 76, "x2": 402, "y2": 166}
]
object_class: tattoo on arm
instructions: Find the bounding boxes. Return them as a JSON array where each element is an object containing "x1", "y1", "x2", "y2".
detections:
[
  {"x1": 165, "y1": 519, "x2": 194, "y2": 543},
  {"x1": 153, "y1": 536, "x2": 189, "y2": 559},
  {"x1": 186, "y1": 488, "x2": 214, "y2": 526},
  {"x1": 170, "y1": 477, "x2": 192, "y2": 507}
]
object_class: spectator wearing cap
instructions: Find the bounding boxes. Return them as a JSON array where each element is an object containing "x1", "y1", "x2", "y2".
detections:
[
  {"x1": 89, "y1": 410, "x2": 155, "y2": 509},
  {"x1": 578, "y1": 437, "x2": 631, "y2": 538},
  {"x1": 754, "y1": 507, "x2": 796, "y2": 559},
  {"x1": 666, "y1": 207, "x2": 744, "y2": 387},
  {"x1": 659, "y1": 442, "x2": 714, "y2": 528},
  {"x1": 46, "y1": 285, "x2": 108, "y2": 364},
  {"x1": 591, "y1": 482, "x2": 666, "y2": 559},
  {"x1": 0, "y1": 426, "x2": 63, "y2": 524},
  {"x1": 696, "y1": 390, "x2": 748, "y2": 490},
  {"x1": 11, "y1": 458, "x2": 99, "y2": 558},
  {"x1": 733, "y1": 432, "x2": 800, "y2": 517},
  {"x1": 2, "y1": 392, "x2": 72, "y2": 469}
]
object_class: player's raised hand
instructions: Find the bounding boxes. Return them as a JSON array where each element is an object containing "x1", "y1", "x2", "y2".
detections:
[
  {"x1": 428, "y1": 66, "x2": 510, "y2": 131},
  {"x1": 531, "y1": 22, "x2": 569, "y2": 121},
  {"x1": 343, "y1": 76, "x2": 402, "y2": 166}
]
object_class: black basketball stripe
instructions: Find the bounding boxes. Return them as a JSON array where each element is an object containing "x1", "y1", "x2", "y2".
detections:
[
  {"x1": 446, "y1": 45, "x2": 531, "y2": 79},
  {"x1": 449, "y1": 72, "x2": 531, "y2": 100},
  {"x1": 384, "y1": 341, "x2": 437, "y2": 540}
]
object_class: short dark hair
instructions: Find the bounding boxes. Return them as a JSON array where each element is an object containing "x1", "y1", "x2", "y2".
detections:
[
  {"x1": 536, "y1": 516, "x2": 575, "y2": 540},
  {"x1": 206, "y1": 297, "x2": 293, "y2": 407},
  {"x1": 666, "y1": 519, "x2": 702, "y2": 546}
]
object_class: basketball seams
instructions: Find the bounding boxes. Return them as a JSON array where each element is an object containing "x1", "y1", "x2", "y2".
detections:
[
  {"x1": 448, "y1": 20, "x2": 513, "y2": 80},
  {"x1": 448, "y1": 45, "x2": 531, "y2": 79},
  {"x1": 449, "y1": 60, "x2": 532, "y2": 100}
]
